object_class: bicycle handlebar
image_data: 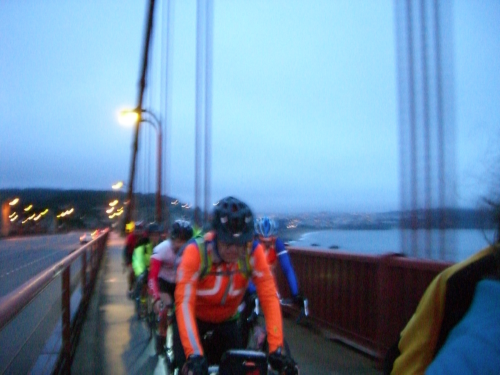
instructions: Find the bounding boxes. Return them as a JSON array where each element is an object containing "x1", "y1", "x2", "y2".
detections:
[
  {"x1": 205, "y1": 349, "x2": 282, "y2": 375},
  {"x1": 250, "y1": 295, "x2": 309, "y2": 325},
  {"x1": 279, "y1": 296, "x2": 309, "y2": 323}
]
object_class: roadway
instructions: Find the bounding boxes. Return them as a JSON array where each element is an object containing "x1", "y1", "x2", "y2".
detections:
[
  {"x1": 72, "y1": 232, "x2": 382, "y2": 374},
  {"x1": 0, "y1": 232, "x2": 84, "y2": 297}
]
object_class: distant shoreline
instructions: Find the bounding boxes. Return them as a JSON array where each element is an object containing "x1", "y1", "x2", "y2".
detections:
[
  {"x1": 279, "y1": 228, "x2": 497, "y2": 261},
  {"x1": 279, "y1": 227, "x2": 316, "y2": 243}
]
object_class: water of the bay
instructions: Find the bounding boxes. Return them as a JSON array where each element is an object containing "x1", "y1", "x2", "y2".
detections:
[{"x1": 289, "y1": 228, "x2": 496, "y2": 262}]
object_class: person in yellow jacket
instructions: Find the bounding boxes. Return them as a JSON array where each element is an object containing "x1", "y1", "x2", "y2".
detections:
[
  {"x1": 173, "y1": 196, "x2": 298, "y2": 375},
  {"x1": 131, "y1": 223, "x2": 160, "y2": 316},
  {"x1": 385, "y1": 241, "x2": 500, "y2": 374}
]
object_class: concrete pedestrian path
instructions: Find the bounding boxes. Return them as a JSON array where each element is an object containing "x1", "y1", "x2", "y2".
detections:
[{"x1": 72, "y1": 232, "x2": 382, "y2": 374}]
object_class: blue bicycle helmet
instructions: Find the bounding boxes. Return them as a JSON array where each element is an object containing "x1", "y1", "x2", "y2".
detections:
[{"x1": 254, "y1": 217, "x2": 278, "y2": 238}]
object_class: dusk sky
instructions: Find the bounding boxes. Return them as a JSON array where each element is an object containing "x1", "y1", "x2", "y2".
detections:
[{"x1": 1, "y1": 1, "x2": 499, "y2": 214}]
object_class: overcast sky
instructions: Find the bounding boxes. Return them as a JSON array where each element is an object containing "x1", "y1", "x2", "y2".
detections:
[{"x1": 1, "y1": 1, "x2": 499, "y2": 214}]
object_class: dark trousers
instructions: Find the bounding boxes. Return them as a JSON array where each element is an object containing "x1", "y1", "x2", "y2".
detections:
[{"x1": 173, "y1": 316, "x2": 243, "y2": 368}]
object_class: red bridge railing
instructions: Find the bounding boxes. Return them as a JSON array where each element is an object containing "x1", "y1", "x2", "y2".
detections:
[
  {"x1": 275, "y1": 246, "x2": 452, "y2": 360},
  {"x1": 0, "y1": 229, "x2": 109, "y2": 374}
]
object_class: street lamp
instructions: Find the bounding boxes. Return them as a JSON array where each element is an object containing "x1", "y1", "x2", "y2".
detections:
[
  {"x1": 118, "y1": 107, "x2": 163, "y2": 224},
  {"x1": 112, "y1": 181, "x2": 125, "y2": 190}
]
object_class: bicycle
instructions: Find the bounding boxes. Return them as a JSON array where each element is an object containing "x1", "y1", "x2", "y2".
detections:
[
  {"x1": 207, "y1": 349, "x2": 269, "y2": 374},
  {"x1": 206, "y1": 349, "x2": 299, "y2": 375},
  {"x1": 133, "y1": 271, "x2": 156, "y2": 340},
  {"x1": 152, "y1": 301, "x2": 176, "y2": 372},
  {"x1": 244, "y1": 295, "x2": 309, "y2": 356},
  {"x1": 278, "y1": 296, "x2": 309, "y2": 325}
]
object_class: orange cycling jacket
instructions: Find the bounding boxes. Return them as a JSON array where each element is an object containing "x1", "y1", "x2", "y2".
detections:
[{"x1": 175, "y1": 232, "x2": 283, "y2": 358}]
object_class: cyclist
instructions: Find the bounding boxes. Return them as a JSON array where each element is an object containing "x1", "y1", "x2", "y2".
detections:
[
  {"x1": 148, "y1": 219, "x2": 194, "y2": 354},
  {"x1": 384, "y1": 241, "x2": 500, "y2": 374},
  {"x1": 123, "y1": 221, "x2": 144, "y2": 298},
  {"x1": 132, "y1": 223, "x2": 158, "y2": 315},
  {"x1": 241, "y1": 217, "x2": 305, "y2": 347},
  {"x1": 174, "y1": 196, "x2": 298, "y2": 375}
]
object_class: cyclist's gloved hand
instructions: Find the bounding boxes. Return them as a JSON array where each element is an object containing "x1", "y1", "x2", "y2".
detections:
[
  {"x1": 248, "y1": 292, "x2": 258, "y2": 307},
  {"x1": 181, "y1": 355, "x2": 208, "y2": 375},
  {"x1": 269, "y1": 349, "x2": 299, "y2": 375},
  {"x1": 246, "y1": 292, "x2": 258, "y2": 320},
  {"x1": 293, "y1": 294, "x2": 305, "y2": 309}
]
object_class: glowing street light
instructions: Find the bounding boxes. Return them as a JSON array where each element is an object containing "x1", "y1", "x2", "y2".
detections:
[
  {"x1": 109, "y1": 200, "x2": 119, "y2": 207},
  {"x1": 117, "y1": 108, "x2": 139, "y2": 126},
  {"x1": 57, "y1": 208, "x2": 74, "y2": 218},
  {"x1": 118, "y1": 107, "x2": 163, "y2": 224},
  {"x1": 9, "y1": 198, "x2": 19, "y2": 206},
  {"x1": 24, "y1": 205, "x2": 33, "y2": 212},
  {"x1": 112, "y1": 181, "x2": 125, "y2": 190}
]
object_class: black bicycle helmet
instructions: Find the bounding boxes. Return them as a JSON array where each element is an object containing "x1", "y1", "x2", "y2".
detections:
[
  {"x1": 170, "y1": 219, "x2": 193, "y2": 241},
  {"x1": 212, "y1": 196, "x2": 254, "y2": 244},
  {"x1": 146, "y1": 222, "x2": 161, "y2": 234}
]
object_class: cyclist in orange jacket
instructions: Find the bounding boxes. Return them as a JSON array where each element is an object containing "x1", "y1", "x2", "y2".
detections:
[{"x1": 173, "y1": 196, "x2": 298, "y2": 375}]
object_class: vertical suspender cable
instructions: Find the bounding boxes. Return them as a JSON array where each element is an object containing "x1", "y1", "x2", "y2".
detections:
[
  {"x1": 434, "y1": 0, "x2": 446, "y2": 259},
  {"x1": 420, "y1": 0, "x2": 432, "y2": 257},
  {"x1": 204, "y1": 0, "x2": 213, "y2": 225},
  {"x1": 406, "y1": 0, "x2": 419, "y2": 258},
  {"x1": 161, "y1": 0, "x2": 174, "y2": 228},
  {"x1": 146, "y1": 22, "x2": 156, "y2": 223},
  {"x1": 194, "y1": 0, "x2": 206, "y2": 228},
  {"x1": 395, "y1": 0, "x2": 408, "y2": 255}
]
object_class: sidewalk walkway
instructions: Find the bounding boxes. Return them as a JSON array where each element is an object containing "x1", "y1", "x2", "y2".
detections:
[{"x1": 72, "y1": 232, "x2": 382, "y2": 374}]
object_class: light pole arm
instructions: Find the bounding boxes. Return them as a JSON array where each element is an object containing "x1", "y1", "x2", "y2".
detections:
[{"x1": 140, "y1": 110, "x2": 162, "y2": 224}]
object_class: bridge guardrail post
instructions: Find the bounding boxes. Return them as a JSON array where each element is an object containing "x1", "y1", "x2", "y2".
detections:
[
  {"x1": 62, "y1": 266, "x2": 71, "y2": 374},
  {"x1": 81, "y1": 251, "x2": 87, "y2": 299},
  {"x1": 374, "y1": 253, "x2": 397, "y2": 362}
]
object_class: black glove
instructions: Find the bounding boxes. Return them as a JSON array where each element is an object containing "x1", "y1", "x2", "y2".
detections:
[
  {"x1": 181, "y1": 355, "x2": 208, "y2": 375},
  {"x1": 293, "y1": 294, "x2": 305, "y2": 310},
  {"x1": 246, "y1": 292, "x2": 258, "y2": 323},
  {"x1": 268, "y1": 349, "x2": 299, "y2": 375}
]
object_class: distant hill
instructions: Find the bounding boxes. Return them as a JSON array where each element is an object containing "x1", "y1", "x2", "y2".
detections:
[
  {"x1": 1, "y1": 189, "x2": 496, "y2": 234},
  {"x1": 399, "y1": 208, "x2": 495, "y2": 229},
  {"x1": 0, "y1": 188, "x2": 126, "y2": 215}
]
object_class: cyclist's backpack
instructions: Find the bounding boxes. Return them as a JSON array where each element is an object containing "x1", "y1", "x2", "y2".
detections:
[{"x1": 175, "y1": 232, "x2": 255, "y2": 281}]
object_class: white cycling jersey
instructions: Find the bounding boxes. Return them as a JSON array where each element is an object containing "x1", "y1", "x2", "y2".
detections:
[{"x1": 150, "y1": 239, "x2": 177, "y2": 283}]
